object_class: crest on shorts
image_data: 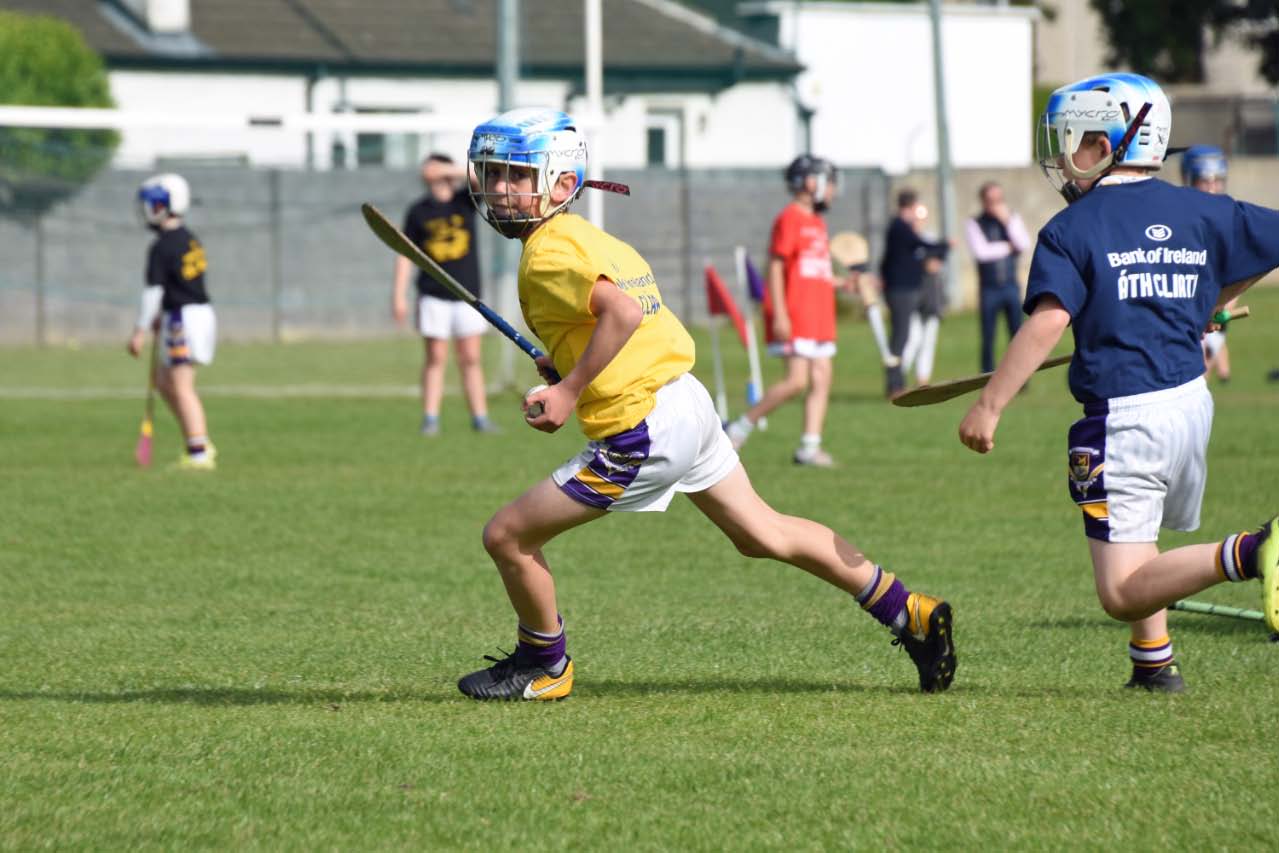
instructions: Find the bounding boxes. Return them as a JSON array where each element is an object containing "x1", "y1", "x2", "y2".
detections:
[
  {"x1": 1068, "y1": 446, "x2": 1103, "y2": 496},
  {"x1": 597, "y1": 446, "x2": 643, "y2": 473}
]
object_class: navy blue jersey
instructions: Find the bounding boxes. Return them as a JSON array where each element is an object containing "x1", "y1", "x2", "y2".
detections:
[
  {"x1": 1024, "y1": 178, "x2": 1279, "y2": 402},
  {"x1": 146, "y1": 226, "x2": 209, "y2": 310}
]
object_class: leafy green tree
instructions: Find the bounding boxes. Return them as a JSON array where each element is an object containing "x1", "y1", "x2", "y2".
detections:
[
  {"x1": 1090, "y1": 0, "x2": 1279, "y2": 85},
  {"x1": 0, "y1": 11, "x2": 119, "y2": 214}
]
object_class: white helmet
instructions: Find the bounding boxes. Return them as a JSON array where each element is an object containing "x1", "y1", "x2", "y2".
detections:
[
  {"x1": 138, "y1": 173, "x2": 190, "y2": 227},
  {"x1": 467, "y1": 108, "x2": 587, "y2": 238},
  {"x1": 1037, "y1": 73, "x2": 1171, "y2": 203}
]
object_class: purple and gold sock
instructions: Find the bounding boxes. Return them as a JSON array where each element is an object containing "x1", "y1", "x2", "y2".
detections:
[
  {"x1": 855, "y1": 565, "x2": 909, "y2": 634},
  {"x1": 1218, "y1": 532, "x2": 1260, "y2": 581},
  {"x1": 1129, "y1": 635, "x2": 1174, "y2": 671},
  {"x1": 517, "y1": 615, "x2": 567, "y2": 675}
]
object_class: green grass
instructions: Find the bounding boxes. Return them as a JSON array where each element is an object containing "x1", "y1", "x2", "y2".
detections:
[{"x1": 3, "y1": 290, "x2": 1279, "y2": 849}]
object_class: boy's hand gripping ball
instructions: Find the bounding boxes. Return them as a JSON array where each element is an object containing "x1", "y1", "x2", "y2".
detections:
[{"x1": 524, "y1": 384, "x2": 549, "y2": 419}]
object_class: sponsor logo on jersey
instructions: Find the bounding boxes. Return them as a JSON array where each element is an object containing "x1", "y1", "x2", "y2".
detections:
[{"x1": 1144, "y1": 224, "x2": 1172, "y2": 241}]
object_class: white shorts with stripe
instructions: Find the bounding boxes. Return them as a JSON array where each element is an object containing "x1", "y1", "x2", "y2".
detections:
[
  {"x1": 417, "y1": 294, "x2": 488, "y2": 340},
  {"x1": 1067, "y1": 376, "x2": 1213, "y2": 543},
  {"x1": 766, "y1": 338, "x2": 836, "y2": 359},
  {"x1": 161, "y1": 303, "x2": 216, "y2": 367},
  {"x1": 552, "y1": 373, "x2": 739, "y2": 512}
]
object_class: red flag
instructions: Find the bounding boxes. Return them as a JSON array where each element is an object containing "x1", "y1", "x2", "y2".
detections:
[{"x1": 704, "y1": 263, "x2": 749, "y2": 349}]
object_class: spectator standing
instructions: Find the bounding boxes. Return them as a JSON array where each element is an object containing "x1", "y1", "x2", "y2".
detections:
[{"x1": 966, "y1": 181, "x2": 1032, "y2": 374}]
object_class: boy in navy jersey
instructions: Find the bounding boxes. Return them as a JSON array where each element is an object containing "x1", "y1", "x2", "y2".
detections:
[
  {"x1": 958, "y1": 73, "x2": 1279, "y2": 691},
  {"x1": 126, "y1": 173, "x2": 217, "y2": 470}
]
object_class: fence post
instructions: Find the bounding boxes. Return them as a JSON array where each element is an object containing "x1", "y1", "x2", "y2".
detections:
[
  {"x1": 33, "y1": 213, "x2": 46, "y2": 347},
  {"x1": 269, "y1": 169, "x2": 284, "y2": 342}
]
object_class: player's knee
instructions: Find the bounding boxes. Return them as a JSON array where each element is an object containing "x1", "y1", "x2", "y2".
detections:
[
  {"x1": 481, "y1": 513, "x2": 515, "y2": 559},
  {"x1": 1096, "y1": 588, "x2": 1141, "y2": 622}
]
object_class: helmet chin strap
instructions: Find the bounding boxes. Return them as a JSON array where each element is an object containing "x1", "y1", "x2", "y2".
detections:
[{"x1": 1060, "y1": 101, "x2": 1153, "y2": 204}]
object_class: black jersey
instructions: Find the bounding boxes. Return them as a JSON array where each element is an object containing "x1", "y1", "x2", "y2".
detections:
[
  {"x1": 401, "y1": 194, "x2": 481, "y2": 301},
  {"x1": 146, "y1": 226, "x2": 210, "y2": 309}
]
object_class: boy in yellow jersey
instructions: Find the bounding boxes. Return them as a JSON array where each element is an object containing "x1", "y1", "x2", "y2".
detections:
[{"x1": 457, "y1": 109, "x2": 956, "y2": 700}]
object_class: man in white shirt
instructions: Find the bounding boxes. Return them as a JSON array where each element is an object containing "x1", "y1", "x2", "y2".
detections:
[{"x1": 965, "y1": 182, "x2": 1032, "y2": 372}]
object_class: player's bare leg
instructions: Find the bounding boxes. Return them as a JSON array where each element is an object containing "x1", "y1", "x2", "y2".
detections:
[
  {"x1": 688, "y1": 463, "x2": 955, "y2": 691},
  {"x1": 454, "y1": 333, "x2": 495, "y2": 432},
  {"x1": 159, "y1": 363, "x2": 213, "y2": 468},
  {"x1": 421, "y1": 337, "x2": 448, "y2": 434},
  {"x1": 796, "y1": 356, "x2": 834, "y2": 466},
  {"x1": 1088, "y1": 541, "x2": 1183, "y2": 690},
  {"x1": 727, "y1": 356, "x2": 809, "y2": 450},
  {"x1": 460, "y1": 478, "x2": 604, "y2": 700}
]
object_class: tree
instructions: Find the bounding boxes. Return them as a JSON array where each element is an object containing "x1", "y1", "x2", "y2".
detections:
[
  {"x1": 1090, "y1": 0, "x2": 1279, "y2": 85},
  {"x1": 0, "y1": 11, "x2": 119, "y2": 214}
]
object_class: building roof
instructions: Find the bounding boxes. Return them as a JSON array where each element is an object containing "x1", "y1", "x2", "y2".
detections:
[{"x1": 1, "y1": 0, "x2": 800, "y2": 89}]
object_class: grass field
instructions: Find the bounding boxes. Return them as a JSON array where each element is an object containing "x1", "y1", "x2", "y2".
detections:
[{"x1": 3, "y1": 289, "x2": 1278, "y2": 849}]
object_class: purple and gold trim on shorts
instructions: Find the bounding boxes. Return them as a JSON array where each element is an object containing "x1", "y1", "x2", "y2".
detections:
[
  {"x1": 164, "y1": 309, "x2": 192, "y2": 366},
  {"x1": 1068, "y1": 411, "x2": 1109, "y2": 541},
  {"x1": 559, "y1": 420, "x2": 652, "y2": 510}
]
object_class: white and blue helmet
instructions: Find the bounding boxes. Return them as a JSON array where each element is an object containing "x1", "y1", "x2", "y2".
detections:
[
  {"x1": 468, "y1": 107, "x2": 588, "y2": 238},
  {"x1": 1037, "y1": 73, "x2": 1171, "y2": 203},
  {"x1": 1181, "y1": 144, "x2": 1228, "y2": 187},
  {"x1": 137, "y1": 172, "x2": 190, "y2": 227}
]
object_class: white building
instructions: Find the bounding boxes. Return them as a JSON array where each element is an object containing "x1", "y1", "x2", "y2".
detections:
[{"x1": 740, "y1": 1, "x2": 1039, "y2": 173}]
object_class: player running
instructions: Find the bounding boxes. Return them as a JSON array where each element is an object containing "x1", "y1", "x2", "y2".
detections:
[
  {"x1": 957, "y1": 73, "x2": 1279, "y2": 692},
  {"x1": 1182, "y1": 145, "x2": 1236, "y2": 382},
  {"x1": 455, "y1": 108, "x2": 955, "y2": 700},
  {"x1": 126, "y1": 173, "x2": 217, "y2": 470},
  {"x1": 726, "y1": 156, "x2": 847, "y2": 467}
]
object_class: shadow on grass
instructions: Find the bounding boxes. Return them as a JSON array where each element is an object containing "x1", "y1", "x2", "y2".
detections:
[
  {"x1": 1033, "y1": 613, "x2": 1278, "y2": 640},
  {"x1": 0, "y1": 686, "x2": 454, "y2": 706}
]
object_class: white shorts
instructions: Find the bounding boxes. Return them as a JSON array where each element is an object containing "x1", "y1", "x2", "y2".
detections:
[
  {"x1": 1067, "y1": 377, "x2": 1213, "y2": 543},
  {"x1": 161, "y1": 303, "x2": 216, "y2": 367},
  {"x1": 766, "y1": 338, "x2": 837, "y2": 359},
  {"x1": 552, "y1": 373, "x2": 739, "y2": 512},
  {"x1": 418, "y1": 295, "x2": 488, "y2": 340}
]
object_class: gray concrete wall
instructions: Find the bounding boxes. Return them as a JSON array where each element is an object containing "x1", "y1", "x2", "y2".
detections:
[{"x1": 0, "y1": 165, "x2": 890, "y2": 346}]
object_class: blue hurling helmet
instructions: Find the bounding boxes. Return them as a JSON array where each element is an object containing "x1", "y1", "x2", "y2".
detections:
[
  {"x1": 1181, "y1": 144, "x2": 1228, "y2": 187},
  {"x1": 468, "y1": 108, "x2": 588, "y2": 239},
  {"x1": 1037, "y1": 72, "x2": 1171, "y2": 203}
]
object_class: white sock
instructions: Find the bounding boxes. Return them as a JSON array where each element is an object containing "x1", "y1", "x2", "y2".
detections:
[
  {"x1": 866, "y1": 304, "x2": 892, "y2": 361},
  {"x1": 917, "y1": 316, "x2": 940, "y2": 384},
  {"x1": 902, "y1": 313, "x2": 923, "y2": 372},
  {"x1": 731, "y1": 414, "x2": 754, "y2": 435},
  {"x1": 800, "y1": 433, "x2": 821, "y2": 450},
  {"x1": 186, "y1": 435, "x2": 209, "y2": 459}
]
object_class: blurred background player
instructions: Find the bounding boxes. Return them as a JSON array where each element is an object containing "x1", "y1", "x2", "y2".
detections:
[
  {"x1": 391, "y1": 153, "x2": 496, "y2": 435},
  {"x1": 880, "y1": 190, "x2": 949, "y2": 398},
  {"x1": 899, "y1": 204, "x2": 947, "y2": 387},
  {"x1": 126, "y1": 173, "x2": 217, "y2": 470},
  {"x1": 1182, "y1": 145, "x2": 1235, "y2": 383},
  {"x1": 726, "y1": 156, "x2": 845, "y2": 467},
  {"x1": 965, "y1": 181, "x2": 1031, "y2": 374},
  {"x1": 959, "y1": 72, "x2": 1279, "y2": 692},
  {"x1": 457, "y1": 109, "x2": 955, "y2": 701}
]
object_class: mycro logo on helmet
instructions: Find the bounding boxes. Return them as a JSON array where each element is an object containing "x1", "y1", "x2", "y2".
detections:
[
  {"x1": 1052, "y1": 109, "x2": 1122, "y2": 121},
  {"x1": 1145, "y1": 224, "x2": 1172, "y2": 242}
]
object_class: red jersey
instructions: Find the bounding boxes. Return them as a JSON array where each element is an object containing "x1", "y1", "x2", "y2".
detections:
[{"x1": 763, "y1": 202, "x2": 835, "y2": 344}]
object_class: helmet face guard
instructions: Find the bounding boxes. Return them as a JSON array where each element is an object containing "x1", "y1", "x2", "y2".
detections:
[{"x1": 468, "y1": 109, "x2": 587, "y2": 240}]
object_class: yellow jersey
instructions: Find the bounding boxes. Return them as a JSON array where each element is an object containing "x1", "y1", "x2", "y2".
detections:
[{"x1": 519, "y1": 213, "x2": 695, "y2": 439}]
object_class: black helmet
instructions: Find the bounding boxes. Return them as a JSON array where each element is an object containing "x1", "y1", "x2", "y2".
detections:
[{"x1": 786, "y1": 154, "x2": 832, "y2": 191}]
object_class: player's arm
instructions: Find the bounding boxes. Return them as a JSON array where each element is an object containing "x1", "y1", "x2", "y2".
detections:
[
  {"x1": 526, "y1": 278, "x2": 643, "y2": 433},
  {"x1": 958, "y1": 294, "x2": 1070, "y2": 454},
  {"x1": 768, "y1": 257, "x2": 790, "y2": 340},
  {"x1": 127, "y1": 285, "x2": 163, "y2": 357},
  {"x1": 392, "y1": 256, "x2": 413, "y2": 325},
  {"x1": 1215, "y1": 272, "x2": 1265, "y2": 311}
]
